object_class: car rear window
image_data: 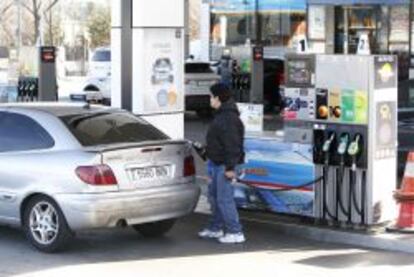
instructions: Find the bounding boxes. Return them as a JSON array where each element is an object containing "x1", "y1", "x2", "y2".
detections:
[
  {"x1": 61, "y1": 112, "x2": 169, "y2": 146},
  {"x1": 185, "y1": 63, "x2": 213, "y2": 74},
  {"x1": 92, "y1": 50, "x2": 111, "y2": 62}
]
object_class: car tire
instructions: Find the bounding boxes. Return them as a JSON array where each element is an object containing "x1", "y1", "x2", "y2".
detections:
[
  {"x1": 132, "y1": 219, "x2": 176, "y2": 238},
  {"x1": 23, "y1": 195, "x2": 72, "y2": 253}
]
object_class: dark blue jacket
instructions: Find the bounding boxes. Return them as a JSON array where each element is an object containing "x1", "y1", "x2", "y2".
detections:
[{"x1": 206, "y1": 100, "x2": 245, "y2": 171}]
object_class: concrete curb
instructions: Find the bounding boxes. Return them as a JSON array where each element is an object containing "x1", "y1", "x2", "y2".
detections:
[{"x1": 241, "y1": 216, "x2": 414, "y2": 254}]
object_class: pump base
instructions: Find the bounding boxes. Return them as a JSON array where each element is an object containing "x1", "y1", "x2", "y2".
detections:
[{"x1": 386, "y1": 225, "x2": 414, "y2": 234}]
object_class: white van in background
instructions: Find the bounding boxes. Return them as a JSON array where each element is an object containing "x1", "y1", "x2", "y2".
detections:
[
  {"x1": 78, "y1": 47, "x2": 111, "y2": 105},
  {"x1": 89, "y1": 47, "x2": 111, "y2": 77}
]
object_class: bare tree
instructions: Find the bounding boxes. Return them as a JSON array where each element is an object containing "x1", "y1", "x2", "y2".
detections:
[
  {"x1": 0, "y1": 1, "x2": 14, "y2": 46},
  {"x1": 21, "y1": 0, "x2": 59, "y2": 45}
]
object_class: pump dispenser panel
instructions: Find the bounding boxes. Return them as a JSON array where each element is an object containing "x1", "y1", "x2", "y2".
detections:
[{"x1": 284, "y1": 54, "x2": 398, "y2": 227}]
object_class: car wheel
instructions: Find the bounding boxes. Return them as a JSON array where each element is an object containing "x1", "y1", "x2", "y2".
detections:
[
  {"x1": 23, "y1": 196, "x2": 72, "y2": 253},
  {"x1": 132, "y1": 219, "x2": 176, "y2": 237}
]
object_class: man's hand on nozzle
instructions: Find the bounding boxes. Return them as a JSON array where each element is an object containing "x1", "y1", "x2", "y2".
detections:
[
  {"x1": 225, "y1": 170, "x2": 236, "y2": 180},
  {"x1": 192, "y1": 141, "x2": 207, "y2": 161}
]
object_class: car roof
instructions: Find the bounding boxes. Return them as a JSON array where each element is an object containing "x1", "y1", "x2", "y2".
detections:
[{"x1": 0, "y1": 103, "x2": 119, "y2": 117}]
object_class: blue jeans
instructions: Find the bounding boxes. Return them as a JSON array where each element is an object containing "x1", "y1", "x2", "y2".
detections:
[{"x1": 206, "y1": 161, "x2": 243, "y2": 234}]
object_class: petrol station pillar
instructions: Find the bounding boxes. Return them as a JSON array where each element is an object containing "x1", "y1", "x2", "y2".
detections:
[{"x1": 111, "y1": 0, "x2": 185, "y2": 139}]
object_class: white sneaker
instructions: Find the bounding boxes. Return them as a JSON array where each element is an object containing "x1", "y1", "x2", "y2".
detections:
[
  {"x1": 198, "y1": 229, "x2": 224, "y2": 239},
  {"x1": 218, "y1": 233, "x2": 246, "y2": 244}
]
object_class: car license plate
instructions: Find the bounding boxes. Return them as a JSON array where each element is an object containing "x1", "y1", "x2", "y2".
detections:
[{"x1": 130, "y1": 166, "x2": 171, "y2": 182}]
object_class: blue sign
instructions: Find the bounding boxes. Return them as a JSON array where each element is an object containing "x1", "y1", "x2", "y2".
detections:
[
  {"x1": 232, "y1": 137, "x2": 316, "y2": 217},
  {"x1": 211, "y1": 0, "x2": 306, "y2": 13}
]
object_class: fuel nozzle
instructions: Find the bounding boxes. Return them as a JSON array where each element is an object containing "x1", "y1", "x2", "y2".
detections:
[
  {"x1": 348, "y1": 134, "x2": 361, "y2": 157},
  {"x1": 322, "y1": 132, "x2": 336, "y2": 153},
  {"x1": 348, "y1": 134, "x2": 362, "y2": 170},
  {"x1": 192, "y1": 141, "x2": 207, "y2": 161},
  {"x1": 337, "y1": 133, "x2": 350, "y2": 156}
]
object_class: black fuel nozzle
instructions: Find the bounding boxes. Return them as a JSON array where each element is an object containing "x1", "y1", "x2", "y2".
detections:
[
  {"x1": 322, "y1": 132, "x2": 336, "y2": 165},
  {"x1": 192, "y1": 141, "x2": 207, "y2": 161}
]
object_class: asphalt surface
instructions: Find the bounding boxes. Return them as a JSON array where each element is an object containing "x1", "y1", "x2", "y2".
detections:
[{"x1": 1, "y1": 213, "x2": 414, "y2": 277}]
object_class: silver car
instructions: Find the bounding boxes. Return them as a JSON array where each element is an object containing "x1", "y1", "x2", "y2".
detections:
[{"x1": 0, "y1": 103, "x2": 200, "y2": 252}]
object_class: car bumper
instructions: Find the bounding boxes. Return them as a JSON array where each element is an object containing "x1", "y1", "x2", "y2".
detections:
[{"x1": 56, "y1": 182, "x2": 201, "y2": 231}]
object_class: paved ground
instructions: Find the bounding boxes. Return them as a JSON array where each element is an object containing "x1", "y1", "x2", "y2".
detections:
[{"x1": 0, "y1": 213, "x2": 413, "y2": 277}]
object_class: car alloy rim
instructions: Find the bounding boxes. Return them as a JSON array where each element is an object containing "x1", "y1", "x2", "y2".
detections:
[{"x1": 29, "y1": 202, "x2": 59, "y2": 245}]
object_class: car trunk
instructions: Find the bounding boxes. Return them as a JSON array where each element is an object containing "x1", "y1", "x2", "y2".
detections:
[{"x1": 86, "y1": 140, "x2": 191, "y2": 191}]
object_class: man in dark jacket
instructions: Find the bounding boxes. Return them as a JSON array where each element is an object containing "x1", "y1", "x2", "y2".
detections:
[{"x1": 198, "y1": 83, "x2": 245, "y2": 244}]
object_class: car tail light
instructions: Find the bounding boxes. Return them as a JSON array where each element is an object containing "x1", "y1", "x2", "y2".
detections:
[
  {"x1": 76, "y1": 165, "x2": 118, "y2": 186},
  {"x1": 183, "y1": 156, "x2": 196, "y2": 177}
]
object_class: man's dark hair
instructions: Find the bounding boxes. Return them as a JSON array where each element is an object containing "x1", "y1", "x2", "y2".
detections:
[{"x1": 210, "y1": 83, "x2": 232, "y2": 103}]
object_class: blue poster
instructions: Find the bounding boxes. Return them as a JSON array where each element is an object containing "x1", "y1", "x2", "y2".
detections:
[{"x1": 233, "y1": 137, "x2": 316, "y2": 217}]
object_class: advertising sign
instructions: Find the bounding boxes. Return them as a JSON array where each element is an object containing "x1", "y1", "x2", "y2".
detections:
[
  {"x1": 374, "y1": 56, "x2": 397, "y2": 90},
  {"x1": 237, "y1": 103, "x2": 263, "y2": 132},
  {"x1": 235, "y1": 138, "x2": 315, "y2": 217},
  {"x1": 143, "y1": 29, "x2": 184, "y2": 114},
  {"x1": 389, "y1": 6, "x2": 409, "y2": 43},
  {"x1": 308, "y1": 6, "x2": 326, "y2": 40},
  {"x1": 375, "y1": 101, "x2": 397, "y2": 160}
]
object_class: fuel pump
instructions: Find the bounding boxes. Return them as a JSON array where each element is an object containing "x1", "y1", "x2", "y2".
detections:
[
  {"x1": 285, "y1": 54, "x2": 398, "y2": 228},
  {"x1": 17, "y1": 77, "x2": 39, "y2": 103}
]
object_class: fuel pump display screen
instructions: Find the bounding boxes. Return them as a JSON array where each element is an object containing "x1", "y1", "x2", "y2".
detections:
[
  {"x1": 40, "y1": 47, "x2": 56, "y2": 63},
  {"x1": 286, "y1": 57, "x2": 315, "y2": 88}
]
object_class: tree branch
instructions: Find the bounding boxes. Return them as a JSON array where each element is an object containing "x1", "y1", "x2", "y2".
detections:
[
  {"x1": 44, "y1": 0, "x2": 59, "y2": 13},
  {"x1": 21, "y1": 2, "x2": 35, "y2": 15},
  {"x1": 0, "y1": 1, "x2": 13, "y2": 15}
]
